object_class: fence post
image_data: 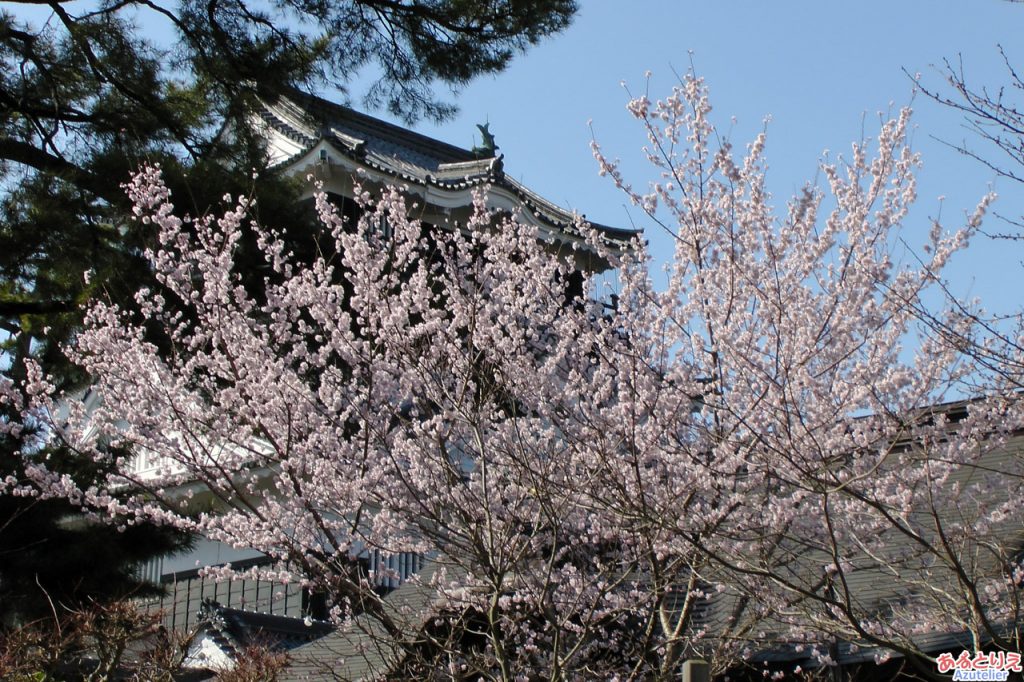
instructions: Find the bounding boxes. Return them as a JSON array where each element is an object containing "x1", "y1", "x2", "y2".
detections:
[{"x1": 681, "y1": 659, "x2": 710, "y2": 682}]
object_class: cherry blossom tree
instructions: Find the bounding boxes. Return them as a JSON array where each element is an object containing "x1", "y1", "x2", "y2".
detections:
[
  {"x1": 6, "y1": 73, "x2": 1023, "y2": 679},
  {"x1": 591, "y1": 75, "x2": 1023, "y2": 676},
  {"x1": 12, "y1": 164, "x2": 738, "y2": 679},
  {"x1": 910, "y1": 50, "x2": 1024, "y2": 409}
]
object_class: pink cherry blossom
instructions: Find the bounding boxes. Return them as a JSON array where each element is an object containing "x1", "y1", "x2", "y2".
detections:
[{"x1": 7, "y1": 73, "x2": 1022, "y2": 678}]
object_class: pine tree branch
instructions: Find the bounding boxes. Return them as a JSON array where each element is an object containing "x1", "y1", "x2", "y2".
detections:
[
  {"x1": 0, "y1": 299, "x2": 77, "y2": 317},
  {"x1": 0, "y1": 137, "x2": 120, "y2": 203}
]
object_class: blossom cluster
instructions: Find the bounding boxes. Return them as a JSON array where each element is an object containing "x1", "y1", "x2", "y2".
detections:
[{"x1": 9, "y1": 74, "x2": 1024, "y2": 678}]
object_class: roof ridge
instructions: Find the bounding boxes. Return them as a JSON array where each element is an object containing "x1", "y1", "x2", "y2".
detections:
[{"x1": 274, "y1": 87, "x2": 478, "y2": 165}]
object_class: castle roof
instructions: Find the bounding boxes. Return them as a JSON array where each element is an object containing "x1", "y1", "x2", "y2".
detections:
[{"x1": 259, "y1": 88, "x2": 638, "y2": 252}]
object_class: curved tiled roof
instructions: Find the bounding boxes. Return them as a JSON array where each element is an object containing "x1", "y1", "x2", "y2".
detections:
[
  {"x1": 261, "y1": 88, "x2": 638, "y2": 246},
  {"x1": 191, "y1": 598, "x2": 332, "y2": 669}
]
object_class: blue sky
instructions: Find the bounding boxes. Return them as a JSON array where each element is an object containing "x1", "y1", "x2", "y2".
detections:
[
  {"x1": 10, "y1": 1, "x2": 1021, "y2": 312},
  {"x1": 360, "y1": 1, "x2": 1024, "y2": 315}
]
